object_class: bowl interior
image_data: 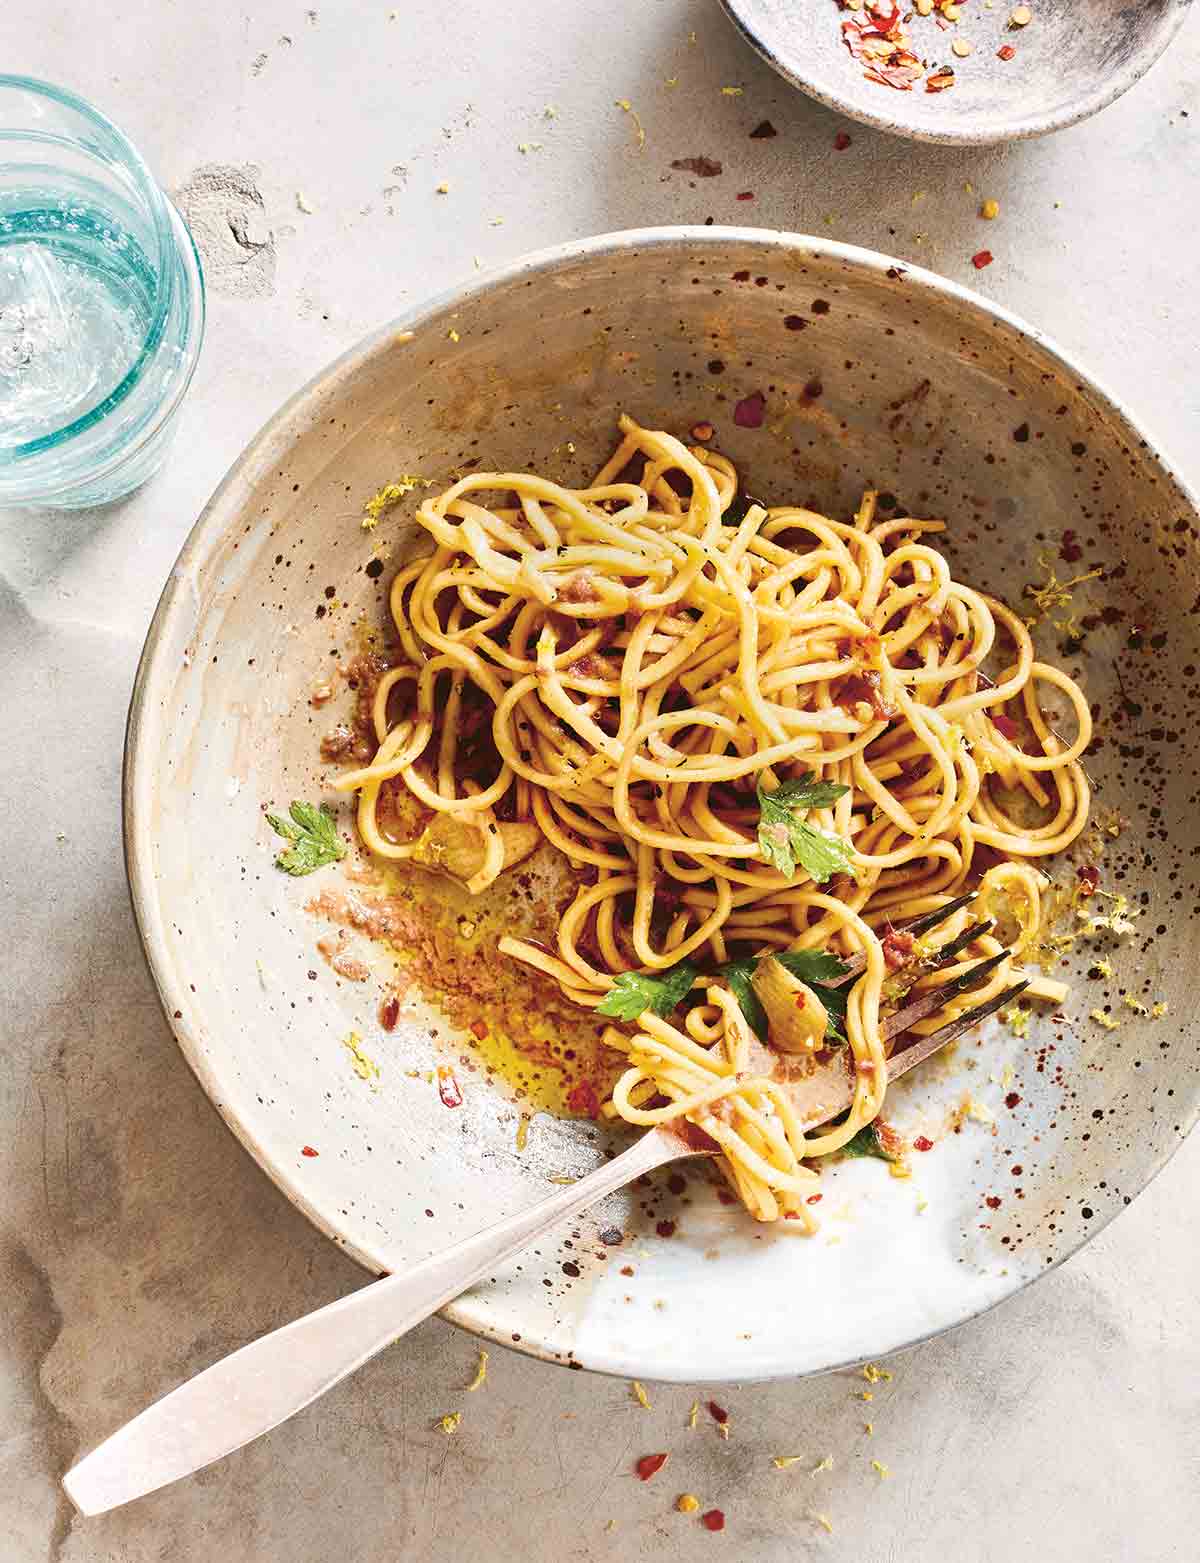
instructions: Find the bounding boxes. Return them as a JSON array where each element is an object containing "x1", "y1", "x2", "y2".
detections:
[
  {"x1": 720, "y1": 0, "x2": 1190, "y2": 144},
  {"x1": 127, "y1": 229, "x2": 1200, "y2": 1380}
]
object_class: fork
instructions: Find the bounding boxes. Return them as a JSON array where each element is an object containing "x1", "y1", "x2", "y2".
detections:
[{"x1": 63, "y1": 900, "x2": 1027, "y2": 1517}]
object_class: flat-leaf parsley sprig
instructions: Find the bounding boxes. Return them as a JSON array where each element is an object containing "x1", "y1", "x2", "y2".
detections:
[
  {"x1": 755, "y1": 773, "x2": 853, "y2": 883},
  {"x1": 267, "y1": 801, "x2": 346, "y2": 875},
  {"x1": 596, "y1": 962, "x2": 699, "y2": 1020}
]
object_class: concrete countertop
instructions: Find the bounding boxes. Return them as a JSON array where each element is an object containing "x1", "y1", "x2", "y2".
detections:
[{"x1": 1, "y1": 2, "x2": 1197, "y2": 1559}]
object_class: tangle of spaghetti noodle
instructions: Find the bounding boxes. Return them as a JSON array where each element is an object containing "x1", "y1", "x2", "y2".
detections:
[{"x1": 334, "y1": 415, "x2": 1092, "y2": 1226}]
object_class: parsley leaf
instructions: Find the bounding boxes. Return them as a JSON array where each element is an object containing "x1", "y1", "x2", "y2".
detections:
[
  {"x1": 713, "y1": 957, "x2": 765, "y2": 1036},
  {"x1": 597, "y1": 961, "x2": 698, "y2": 1020},
  {"x1": 715, "y1": 948, "x2": 850, "y2": 1041},
  {"x1": 836, "y1": 1124, "x2": 895, "y2": 1161},
  {"x1": 756, "y1": 774, "x2": 853, "y2": 884},
  {"x1": 267, "y1": 801, "x2": 347, "y2": 876},
  {"x1": 772, "y1": 949, "x2": 848, "y2": 985}
]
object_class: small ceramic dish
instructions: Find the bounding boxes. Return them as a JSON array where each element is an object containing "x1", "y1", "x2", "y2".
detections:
[
  {"x1": 719, "y1": 0, "x2": 1193, "y2": 145},
  {"x1": 125, "y1": 227, "x2": 1200, "y2": 1381}
]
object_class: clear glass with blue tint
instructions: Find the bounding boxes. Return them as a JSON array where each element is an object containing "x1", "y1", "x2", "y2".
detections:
[{"x1": 0, "y1": 76, "x2": 205, "y2": 508}]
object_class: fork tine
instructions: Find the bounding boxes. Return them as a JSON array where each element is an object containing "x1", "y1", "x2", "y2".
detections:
[
  {"x1": 885, "y1": 980, "x2": 1031, "y2": 1083},
  {"x1": 827, "y1": 891, "x2": 979, "y2": 987},
  {"x1": 881, "y1": 948, "x2": 1011, "y2": 1041},
  {"x1": 918, "y1": 917, "x2": 995, "y2": 972}
]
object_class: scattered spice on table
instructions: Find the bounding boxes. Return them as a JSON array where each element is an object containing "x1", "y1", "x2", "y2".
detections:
[
  {"x1": 631, "y1": 1380, "x2": 652, "y2": 1409},
  {"x1": 671, "y1": 155, "x2": 723, "y2": 176},
  {"x1": 701, "y1": 1509, "x2": 726, "y2": 1531},
  {"x1": 465, "y1": 1349, "x2": 488, "y2": 1391},
  {"x1": 677, "y1": 1493, "x2": 701, "y2": 1513},
  {"x1": 834, "y1": 131, "x2": 852, "y2": 149},
  {"x1": 439, "y1": 1412, "x2": 462, "y2": 1434},
  {"x1": 301, "y1": 1145, "x2": 319, "y2": 1157},
  {"x1": 980, "y1": 197, "x2": 999, "y2": 219},
  {"x1": 972, "y1": 249, "x2": 994, "y2": 268},
  {"x1": 636, "y1": 1452, "x2": 669, "y2": 1480}
]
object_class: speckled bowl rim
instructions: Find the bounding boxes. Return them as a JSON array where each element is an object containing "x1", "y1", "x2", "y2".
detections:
[
  {"x1": 717, "y1": 0, "x2": 1193, "y2": 146},
  {"x1": 125, "y1": 225, "x2": 1200, "y2": 1379}
]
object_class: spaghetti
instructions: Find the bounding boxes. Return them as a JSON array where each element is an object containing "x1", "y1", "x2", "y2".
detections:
[{"x1": 335, "y1": 415, "x2": 1092, "y2": 1224}]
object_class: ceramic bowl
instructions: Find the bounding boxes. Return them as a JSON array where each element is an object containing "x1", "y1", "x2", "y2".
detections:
[
  {"x1": 719, "y1": 0, "x2": 1192, "y2": 145},
  {"x1": 125, "y1": 227, "x2": 1200, "y2": 1381}
]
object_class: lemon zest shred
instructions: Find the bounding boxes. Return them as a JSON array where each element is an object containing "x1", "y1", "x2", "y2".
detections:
[
  {"x1": 439, "y1": 1412, "x2": 461, "y2": 1434},
  {"x1": 361, "y1": 475, "x2": 434, "y2": 530},
  {"x1": 614, "y1": 99, "x2": 646, "y2": 150},
  {"x1": 465, "y1": 1349, "x2": 488, "y2": 1391},
  {"x1": 631, "y1": 1380, "x2": 651, "y2": 1410},
  {"x1": 342, "y1": 1031, "x2": 380, "y2": 1086}
]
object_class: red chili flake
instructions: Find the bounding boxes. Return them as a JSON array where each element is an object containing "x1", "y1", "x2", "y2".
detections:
[
  {"x1": 985, "y1": 1195, "x2": 1002, "y2": 1210},
  {"x1": 671, "y1": 155, "x2": 723, "y2": 178},
  {"x1": 881, "y1": 926, "x2": 916, "y2": 971},
  {"x1": 997, "y1": 43, "x2": 1016, "y2": 59},
  {"x1": 735, "y1": 190, "x2": 755, "y2": 201},
  {"x1": 1076, "y1": 865, "x2": 1101, "y2": 897},
  {"x1": 834, "y1": 131, "x2": 852, "y2": 150},
  {"x1": 702, "y1": 1510, "x2": 726, "y2": 1532},
  {"x1": 706, "y1": 1400, "x2": 729, "y2": 1425},
  {"x1": 806, "y1": 1192, "x2": 823, "y2": 1204},
  {"x1": 437, "y1": 1065, "x2": 463, "y2": 1108},
  {"x1": 991, "y1": 712, "x2": 1019, "y2": 738},
  {"x1": 566, "y1": 1080, "x2": 601, "y2": 1118},
  {"x1": 635, "y1": 1452, "x2": 669, "y2": 1481},
  {"x1": 972, "y1": 249, "x2": 994, "y2": 269},
  {"x1": 867, "y1": 0, "x2": 901, "y2": 33},
  {"x1": 733, "y1": 391, "x2": 766, "y2": 428},
  {"x1": 749, "y1": 118, "x2": 778, "y2": 138},
  {"x1": 301, "y1": 1145, "x2": 319, "y2": 1157},
  {"x1": 470, "y1": 1018, "x2": 489, "y2": 1040},
  {"x1": 656, "y1": 1219, "x2": 676, "y2": 1238},
  {"x1": 913, "y1": 1135, "x2": 934, "y2": 1152},
  {"x1": 379, "y1": 995, "x2": 400, "y2": 1031},
  {"x1": 1005, "y1": 1092, "x2": 1022, "y2": 1109}
]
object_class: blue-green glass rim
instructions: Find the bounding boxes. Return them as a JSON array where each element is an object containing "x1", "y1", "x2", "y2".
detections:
[{"x1": 0, "y1": 74, "x2": 179, "y2": 461}]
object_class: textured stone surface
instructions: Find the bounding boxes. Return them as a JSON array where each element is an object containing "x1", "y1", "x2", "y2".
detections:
[{"x1": 0, "y1": 2, "x2": 1197, "y2": 1559}]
